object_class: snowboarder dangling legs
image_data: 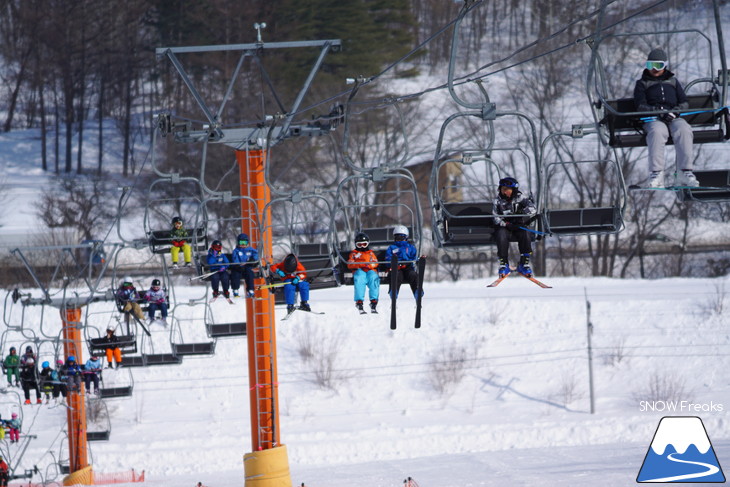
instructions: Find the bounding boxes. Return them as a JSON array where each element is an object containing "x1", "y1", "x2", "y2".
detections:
[{"x1": 492, "y1": 177, "x2": 537, "y2": 278}]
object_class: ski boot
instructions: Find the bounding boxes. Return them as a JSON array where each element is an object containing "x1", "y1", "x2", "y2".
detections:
[
  {"x1": 370, "y1": 299, "x2": 378, "y2": 314},
  {"x1": 299, "y1": 301, "x2": 311, "y2": 312},
  {"x1": 517, "y1": 253, "x2": 533, "y2": 277},
  {"x1": 171, "y1": 262, "x2": 179, "y2": 269},
  {"x1": 286, "y1": 304, "x2": 296, "y2": 314},
  {"x1": 355, "y1": 300, "x2": 364, "y2": 313},
  {"x1": 184, "y1": 262, "x2": 192, "y2": 268},
  {"x1": 247, "y1": 290, "x2": 255, "y2": 298},
  {"x1": 233, "y1": 291, "x2": 240, "y2": 298},
  {"x1": 498, "y1": 259, "x2": 511, "y2": 277},
  {"x1": 223, "y1": 291, "x2": 231, "y2": 299}
]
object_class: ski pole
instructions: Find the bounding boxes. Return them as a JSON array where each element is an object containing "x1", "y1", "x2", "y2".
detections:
[
  {"x1": 519, "y1": 226, "x2": 551, "y2": 236},
  {"x1": 188, "y1": 270, "x2": 217, "y2": 282}
]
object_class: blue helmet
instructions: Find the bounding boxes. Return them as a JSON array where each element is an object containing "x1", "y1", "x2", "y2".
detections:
[
  {"x1": 67, "y1": 356, "x2": 76, "y2": 363},
  {"x1": 42, "y1": 361, "x2": 50, "y2": 369},
  {"x1": 237, "y1": 233, "x2": 249, "y2": 245},
  {"x1": 499, "y1": 177, "x2": 519, "y2": 189}
]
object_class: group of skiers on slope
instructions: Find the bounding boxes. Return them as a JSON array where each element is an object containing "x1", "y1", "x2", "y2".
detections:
[
  {"x1": 3, "y1": 343, "x2": 122, "y2": 406},
  {"x1": 168, "y1": 177, "x2": 538, "y2": 315}
]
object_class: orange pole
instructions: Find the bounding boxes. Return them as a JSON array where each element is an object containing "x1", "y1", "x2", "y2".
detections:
[
  {"x1": 61, "y1": 307, "x2": 91, "y2": 478},
  {"x1": 236, "y1": 148, "x2": 280, "y2": 451}
]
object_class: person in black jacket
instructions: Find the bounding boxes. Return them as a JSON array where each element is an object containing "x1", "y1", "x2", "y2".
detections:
[
  {"x1": 633, "y1": 48, "x2": 698, "y2": 189},
  {"x1": 492, "y1": 177, "x2": 537, "y2": 278},
  {"x1": 20, "y1": 357, "x2": 41, "y2": 405},
  {"x1": 102, "y1": 327, "x2": 123, "y2": 369}
]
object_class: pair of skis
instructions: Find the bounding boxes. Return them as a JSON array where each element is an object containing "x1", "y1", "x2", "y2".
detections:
[
  {"x1": 389, "y1": 254, "x2": 426, "y2": 330},
  {"x1": 487, "y1": 270, "x2": 551, "y2": 288},
  {"x1": 281, "y1": 307, "x2": 325, "y2": 321}
]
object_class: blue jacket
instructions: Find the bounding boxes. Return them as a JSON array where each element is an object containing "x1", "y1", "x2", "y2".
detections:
[
  {"x1": 385, "y1": 240, "x2": 418, "y2": 268},
  {"x1": 232, "y1": 246, "x2": 259, "y2": 265},
  {"x1": 85, "y1": 358, "x2": 102, "y2": 372},
  {"x1": 207, "y1": 250, "x2": 230, "y2": 272}
]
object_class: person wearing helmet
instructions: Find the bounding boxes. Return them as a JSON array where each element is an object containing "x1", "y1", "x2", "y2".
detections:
[
  {"x1": 207, "y1": 240, "x2": 231, "y2": 300},
  {"x1": 230, "y1": 233, "x2": 260, "y2": 298},
  {"x1": 39, "y1": 361, "x2": 59, "y2": 404},
  {"x1": 116, "y1": 277, "x2": 146, "y2": 322},
  {"x1": 170, "y1": 216, "x2": 193, "y2": 268},
  {"x1": 84, "y1": 355, "x2": 102, "y2": 396},
  {"x1": 3, "y1": 347, "x2": 20, "y2": 387},
  {"x1": 102, "y1": 327, "x2": 123, "y2": 369},
  {"x1": 493, "y1": 177, "x2": 537, "y2": 278},
  {"x1": 347, "y1": 232, "x2": 380, "y2": 313},
  {"x1": 270, "y1": 253, "x2": 310, "y2": 313},
  {"x1": 6, "y1": 412, "x2": 20, "y2": 444},
  {"x1": 634, "y1": 48, "x2": 698, "y2": 189},
  {"x1": 145, "y1": 278, "x2": 168, "y2": 325},
  {"x1": 384, "y1": 225, "x2": 421, "y2": 300},
  {"x1": 20, "y1": 346, "x2": 36, "y2": 367},
  {"x1": 65, "y1": 356, "x2": 82, "y2": 393},
  {"x1": 19, "y1": 356, "x2": 41, "y2": 405}
]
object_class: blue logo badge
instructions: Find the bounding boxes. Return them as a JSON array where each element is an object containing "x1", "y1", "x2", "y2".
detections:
[{"x1": 637, "y1": 416, "x2": 725, "y2": 483}]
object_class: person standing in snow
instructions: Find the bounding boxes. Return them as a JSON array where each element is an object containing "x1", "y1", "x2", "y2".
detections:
[
  {"x1": 384, "y1": 225, "x2": 420, "y2": 299},
  {"x1": 492, "y1": 177, "x2": 537, "y2": 278},
  {"x1": 347, "y1": 232, "x2": 380, "y2": 313},
  {"x1": 633, "y1": 47, "x2": 698, "y2": 189},
  {"x1": 230, "y1": 233, "x2": 259, "y2": 298}
]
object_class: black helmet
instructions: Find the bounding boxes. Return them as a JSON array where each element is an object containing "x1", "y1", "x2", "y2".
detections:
[
  {"x1": 151, "y1": 279, "x2": 161, "y2": 287},
  {"x1": 355, "y1": 232, "x2": 370, "y2": 250},
  {"x1": 283, "y1": 253, "x2": 298, "y2": 273},
  {"x1": 211, "y1": 240, "x2": 222, "y2": 252},
  {"x1": 498, "y1": 177, "x2": 519, "y2": 189},
  {"x1": 25, "y1": 346, "x2": 33, "y2": 354},
  {"x1": 172, "y1": 216, "x2": 183, "y2": 225},
  {"x1": 9, "y1": 347, "x2": 16, "y2": 353}
]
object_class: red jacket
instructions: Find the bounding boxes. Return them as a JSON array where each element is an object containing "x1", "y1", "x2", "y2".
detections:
[
  {"x1": 347, "y1": 249, "x2": 378, "y2": 271},
  {"x1": 270, "y1": 260, "x2": 307, "y2": 281},
  {"x1": 0, "y1": 459, "x2": 8, "y2": 473}
]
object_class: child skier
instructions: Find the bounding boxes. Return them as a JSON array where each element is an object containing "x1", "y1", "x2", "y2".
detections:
[
  {"x1": 384, "y1": 225, "x2": 420, "y2": 299},
  {"x1": 145, "y1": 278, "x2": 168, "y2": 324},
  {"x1": 347, "y1": 232, "x2": 380, "y2": 313},
  {"x1": 230, "y1": 233, "x2": 259, "y2": 298},
  {"x1": 170, "y1": 216, "x2": 192, "y2": 268},
  {"x1": 116, "y1": 277, "x2": 146, "y2": 321},
  {"x1": 3, "y1": 347, "x2": 19, "y2": 387},
  {"x1": 492, "y1": 177, "x2": 537, "y2": 278},
  {"x1": 270, "y1": 254, "x2": 310, "y2": 314},
  {"x1": 207, "y1": 240, "x2": 231, "y2": 300}
]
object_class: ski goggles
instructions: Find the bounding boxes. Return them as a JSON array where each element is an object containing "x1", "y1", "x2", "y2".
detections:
[
  {"x1": 394, "y1": 234, "x2": 407, "y2": 241},
  {"x1": 355, "y1": 241, "x2": 369, "y2": 248},
  {"x1": 238, "y1": 240, "x2": 248, "y2": 246},
  {"x1": 646, "y1": 60, "x2": 666, "y2": 71}
]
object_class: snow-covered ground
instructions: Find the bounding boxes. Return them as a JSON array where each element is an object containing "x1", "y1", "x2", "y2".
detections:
[{"x1": 2, "y1": 275, "x2": 729, "y2": 486}]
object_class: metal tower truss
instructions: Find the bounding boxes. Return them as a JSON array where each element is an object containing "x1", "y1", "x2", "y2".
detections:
[{"x1": 155, "y1": 39, "x2": 343, "y2": 150}]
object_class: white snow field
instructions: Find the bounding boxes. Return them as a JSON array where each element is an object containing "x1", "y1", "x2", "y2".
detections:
[{"x1": 3, "y1": 275, "x2": 729, "y2": 487}]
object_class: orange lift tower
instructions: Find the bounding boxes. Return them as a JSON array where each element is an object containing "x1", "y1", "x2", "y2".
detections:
[{"x1": 156, "y1": 24, "x2": 342, "y2": 486}]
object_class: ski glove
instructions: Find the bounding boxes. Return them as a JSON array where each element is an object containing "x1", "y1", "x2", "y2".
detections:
[
  {"x1": 276, "y1": 270, "x2": 286, "y2": 277},
  {"x1": 503, "y1": 221, "x2": 516, "y2": 230},
  {"x1": 660, "y1": 112, "x2": 678, "y2": 123},
  {"x1": 291, "y1": 277, "x2": 300, "y2": 285}
]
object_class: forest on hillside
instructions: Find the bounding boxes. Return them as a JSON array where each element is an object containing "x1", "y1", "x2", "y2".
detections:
[{"x1": 1, "y1": 0, "x2": 728, "y2": 281}]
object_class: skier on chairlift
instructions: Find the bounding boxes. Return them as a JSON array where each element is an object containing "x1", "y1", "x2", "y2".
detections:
[
  {"x1": 230, "y1": 233, "x2": 259, "y2": 298},
  {"x1": 207, "y1": 240, "x2": 231, "y2": 300},
  {"x1": 384, "y1": 225, "x2": 421, "y2": 299},
  {"x1": 170, "y1": 216, "x2": 193, "y2": 268},
  {"x1": 347, "y1": 232, "x2": 380, "y2": 313},
  {"x1": 493, "y1": 177, "x2": 537, "y2": 278},
  {"x1": 271, "y1": 253, "x2": 310, "y2": 314}
]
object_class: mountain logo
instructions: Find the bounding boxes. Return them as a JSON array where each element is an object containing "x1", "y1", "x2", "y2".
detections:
[{"x1": 637, "y1": 416, "x2": 725, "y2": 483}]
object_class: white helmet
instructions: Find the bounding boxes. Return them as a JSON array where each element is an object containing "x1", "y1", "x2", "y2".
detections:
[
  {"x1": 393, "y1": 225, "x2": 409, "y2": 238},
  {"x1": 122, "y1": 276, "x2": 133, "y2": 285}
]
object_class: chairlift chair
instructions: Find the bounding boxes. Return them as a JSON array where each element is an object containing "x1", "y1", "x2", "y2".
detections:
[{"x1": 540, "y1": 129, "x2": 626, "y2": 235}]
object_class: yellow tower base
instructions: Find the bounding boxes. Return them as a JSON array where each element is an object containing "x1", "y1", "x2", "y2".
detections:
[
  {"x1": 244, "y1": 445, "x2": 291, "y2": 487},
  {"x1": 63, "y1": 465, "x2": 94, "y2": 485}
]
